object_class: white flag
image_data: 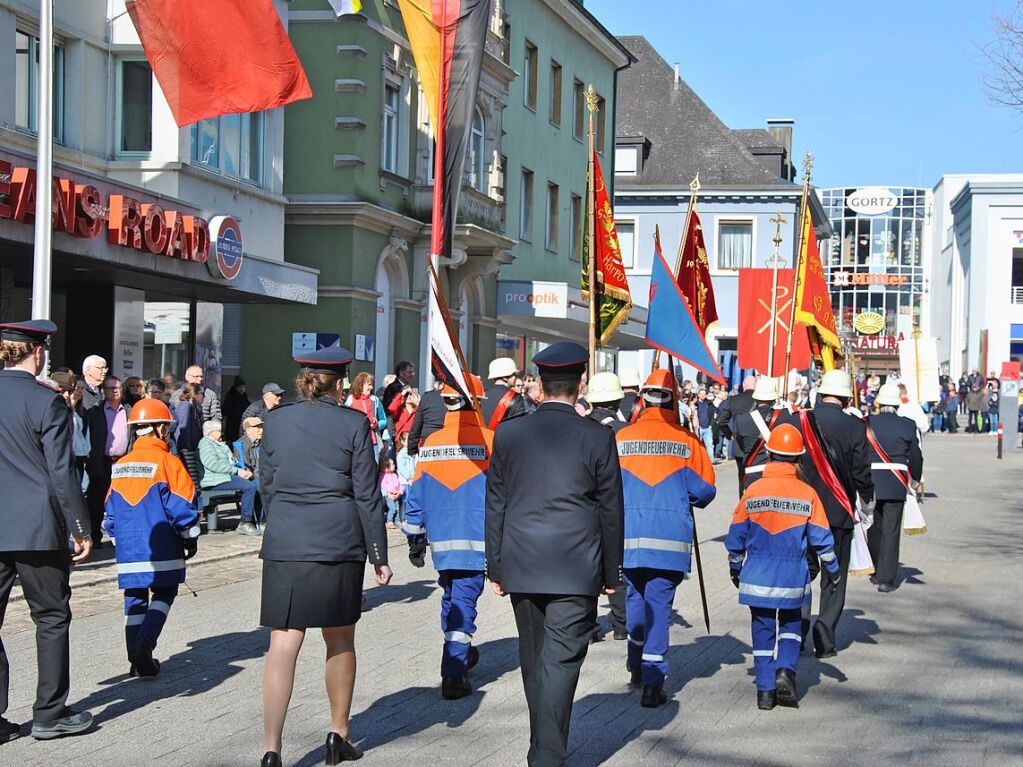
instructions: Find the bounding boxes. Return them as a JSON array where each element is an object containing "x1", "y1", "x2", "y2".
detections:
[
  {"x1": 326, "y1": 0, "x2": 362, "y2": 16},
  {"x1": 428, "y1": 269, "x2": 471, "y2": 400}
]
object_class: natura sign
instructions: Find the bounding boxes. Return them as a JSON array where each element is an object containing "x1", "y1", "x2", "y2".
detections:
[{"x1": 846, "y1": 187, "x2": 897, "y2": 216}]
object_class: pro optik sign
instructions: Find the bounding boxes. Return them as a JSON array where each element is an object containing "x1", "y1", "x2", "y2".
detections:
[{"x1": 0, "y1": 160, "x2": 243, "y2": 280}]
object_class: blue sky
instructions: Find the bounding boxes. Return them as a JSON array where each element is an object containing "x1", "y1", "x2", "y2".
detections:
[{"x1": 587, "y1": 0, "x2": 1022, "y2": 188}]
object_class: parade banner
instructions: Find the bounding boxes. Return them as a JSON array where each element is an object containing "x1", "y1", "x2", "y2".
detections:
[
  {"x1": 676, "y1": 210, "x2": 718, "y2": 333},
  {"x1": 398, "y1": 0, "x2": 493, "y2": 262},
  {"x1": 737, "y1": 268, "x2": 810, "y2": 376},
  {"x1": 126, "y1": 0, "x2": 312, "y2": 127},
  {"x1": 794, "y1": 196, "x2": 841, "y2": 352},
  {"x1": 581, "y1": 152, "x2": 633, "y2": 345},
  {"x1": 428, "y1": 270, "x2": 472, "y2": 402},
  {"x1": 646, "y1": 231, "x2": 724, "y2": 384}
]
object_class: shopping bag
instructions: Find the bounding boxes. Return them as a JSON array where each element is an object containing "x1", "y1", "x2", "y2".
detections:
[
  {"x1": 902, "y1": 492, "x2": 927, "y2": 535},
  {"x1": 849, "y1": 520, "x2": 875, "y2": 576}
]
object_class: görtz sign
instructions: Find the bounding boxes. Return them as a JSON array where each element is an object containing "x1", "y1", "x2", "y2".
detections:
[
  {"x1": 846, "y1": 187, "x2": 898, "y2": 216},
  {"x1": 0, "y1": 160, "x2": 243, "y2": 280}
]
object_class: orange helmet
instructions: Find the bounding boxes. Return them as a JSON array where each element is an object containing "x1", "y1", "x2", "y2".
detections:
[
  {"x1": 128, "y1": 397, "x2": 173, "y2": 425},
  {"x1": 641, "y1": 369, "x2": 674, "y2": 392},
  {"x1": 766, "y1": 423, "x2": 805, "y2": 456}
]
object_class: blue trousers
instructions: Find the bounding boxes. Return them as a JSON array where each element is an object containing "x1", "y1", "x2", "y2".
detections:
[
  {"x1": 124, "y1": 586, "x2": 178, "y2": 659},
  {"x1": 439, "y1": 570, "x2": 485, "y2": 678},
  {"x1": 750, "y1": 606, "x2": 801, "y2": 691},
  {"x1": 625, "y1": 568, "x2": 685, "y2": 686},
  {"x1": 213, "y1": 474, "x2": 258, "y2": 524}
]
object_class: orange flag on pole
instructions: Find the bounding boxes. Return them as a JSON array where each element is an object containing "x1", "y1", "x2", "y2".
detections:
[
  {"x1": 794, "y1": 194, "x2": 841, "y2": 351},
  {"x1": 126, "y1": 0, "x2": 312, "y2": 127}
]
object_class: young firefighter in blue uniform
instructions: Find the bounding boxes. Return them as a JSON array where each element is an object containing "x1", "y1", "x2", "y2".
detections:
[
  {"x1": 105, "y1": 398, "x2": 201, "y2": 677},
  {"x1": 403, "y1": 375, "x2": 493, "y2": 699},
  {"x1": 725, "y1": 424, "x2": 840, "y2": 710},
  {"x1": 616, "y1": 369, "x2": 717, "y2": 708}
]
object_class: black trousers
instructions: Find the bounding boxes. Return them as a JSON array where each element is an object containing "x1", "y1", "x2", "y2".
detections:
[
  {"x1": 511, "y1": 593, "x2": 597, "y2": 767},
  {"x1": 607, "y1": 588, "x2": 626, "y2": 634},
  {"x1": 813, "y1": 526, "x2": 852, "y2": 656},
  {"x1": 85, "y1": 457, "x2": 112, "y2": 543},
  {"x1": 0, "y1": 551, "x2": 73, "y2": 723},
  {"x1": 867, "y1": 501, "x2": 904, "y2": 586}
]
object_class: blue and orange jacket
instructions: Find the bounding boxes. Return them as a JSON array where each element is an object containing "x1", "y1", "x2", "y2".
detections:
[
  {"x1": 725, "y1": 461, "x2": 839, "y2": 610},
  {"x1": 402, "y1": 411, "x2": 494, "y2": 572},
  {"x1": 615, "y1": 407, "x2": 717, "y2": 573},
  {"x1": 104, "y1": 435, "x2": 201, "y2": 590}
]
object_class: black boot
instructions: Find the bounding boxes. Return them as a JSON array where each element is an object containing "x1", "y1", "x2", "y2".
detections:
[
  {"x1": 441, "y1": 676, "x2": 472, "y2": 700},
  {"x1": 467, "y1": 646, "x2": 480, "y2": 670},
  {"x1": 757, "y1": 690, "x2": 777, "y2": 710},
  {"x1": 325, "y1": 732, "x2": 363, "y2": 763},
  {"x1": 640, "y1": 684, "x2": 668, "y2": 708},
  {"x1": 775, "y1": 668, "x2": 798, "y2": 708},
  {"x1": 131, "y1": 639, "x2": 160, "y2": 677},
  {"x1": 627, "y1": 664, "x2": 642, "y2": 688},
  {"x1": 260, "y1": 752, "x2": 282, "y2": 767}
]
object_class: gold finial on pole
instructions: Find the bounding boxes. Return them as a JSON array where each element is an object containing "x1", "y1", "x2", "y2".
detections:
[
  {"x1": 769, "y1": 211, "x2": 788, "y2": 261},
  {"x1": 585, "y1": 83, "x2": 599, "y2": 114},
  {"x1": 689, "y1": 172, "x2": 701, "y2": 195},
  {"x1": 803, "y1": 149, "x2": 814, "y2": 182}
]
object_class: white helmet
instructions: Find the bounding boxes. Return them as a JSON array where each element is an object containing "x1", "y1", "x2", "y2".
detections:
[
  {"x1": 875, "y1": 382, "x2": 902, "y2": 407},
  {"x1": 752, "y1": 377, "x2": 778, "y2": 402},
  {"x1": 587, "y1": 372, "x2": 625, "y2": 404},
  {"x1": 818, "y1": 370, "x2": 854, "y2": 399},
  {"x1": 617, "y1": 367, "x2": 642, "y2": 388},
  {"x1": 488, "y1": 357, "x2": 518, "y2": 380}
]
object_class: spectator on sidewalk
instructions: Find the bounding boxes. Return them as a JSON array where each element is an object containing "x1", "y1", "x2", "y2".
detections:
[
  {"x1": 966, "y1": 385, "x2": 986, "y2": 433},
  {"x1": 172, "y1": 365, "x2": 221, "y2": 423},
  {"x1": 346, "y1": 372, "x2": 387, "y2": 461},
  {"x1": 393, "y1": 388, "x2": 420, "y2": 442},
  {"x1": 85, "y1": 376, "x2": 129, "y2": 547},
  {"x1": 382, "y1": 361, "x2": 416, "y2": 419},
  {"x1": 235, "y1": 416, "x2": 265, "y2": 526},
  {"x1": 242, "y1": 382, "x2": 284, "y2": 423},
  {"x1": 380, "y1": 457, "x2": 404, "y2": 529},
  {"x1": 945, "y1": 386, "x2": 960, "y2": 433},
  {"x1": 122, "y1": 377, "x2": 145, "y2": 409},
  {"x1": 987, "y1": 390, "x2": 1000, "y2": 434},
  {"x1": 198, "y1": 420, "x2": 259, "y2": 535},
  {"x1": 957, "y1": 373, "x2": 969, "y2": 415},
  {"x1": 80, "y1": 354, "x2": 108, "y2": 411},
  {"x1": 51, "y1": 370, "x2": 90, "y2": 484},
  {"x1": 172, "y1": 384, "x2": 204, "y2": 453},
  {"x1": 695, "y1": 387, "x2": 717, "y2": 462},
  {"x1": 221, "y1": 376, "x2": 250, "y2": 444},
  {"x1": 396, "y1": 432, "x2": 415, "y2": 491}
]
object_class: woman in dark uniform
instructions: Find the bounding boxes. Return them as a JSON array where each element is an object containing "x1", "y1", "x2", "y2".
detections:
[{"x1": 258, "y1": 347, "x2": 392, "y2": 767}]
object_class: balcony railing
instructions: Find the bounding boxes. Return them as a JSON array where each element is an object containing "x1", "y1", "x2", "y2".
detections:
[{"x1": 1012, "y1": 286, "x2": 1023, "y2": 305}]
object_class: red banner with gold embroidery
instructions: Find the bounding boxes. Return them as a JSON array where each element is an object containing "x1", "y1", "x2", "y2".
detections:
[
  {"x1": 794, "y1": 195, "x2": 840, "y2": 351},
  {"x1": 676, "y1": 209, "x2": 718, "y2": 333}
]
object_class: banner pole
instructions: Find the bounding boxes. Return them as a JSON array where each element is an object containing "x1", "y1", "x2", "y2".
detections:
[
  {"x1": 586, "y1": 85, "x2": 598, "y2": 373},
  {"x1": 428, "y1": 258, "x2": 484, "y2": 424},
  {"x1": 784, "y1": 151, "x2": 813, "y2": 393}
]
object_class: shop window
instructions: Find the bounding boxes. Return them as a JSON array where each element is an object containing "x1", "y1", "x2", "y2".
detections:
[
  {"x1": 143, "y1": 302, "x2": 193, "y2": 380},
  {"x1": 569, "y1": 193, "x2": 582, "y2": 261},
  {"x1": 717, "y1": 221, "x2": 753, "y2": 270},
  {"x1": 549, "y1": 60, "x2": 562, "y2": 127},
  {"x1": 545, "y1": 182, "x2": 559, "y2": 252},
  {"x1": 467, "y1": 107, "x2": 487, "y2": 192},
  {"x1": 15, "y1": 30, "x2": 65, "y2": 144},
  {"x1": 523, "y1": 41, "x2": 538, "y2": 111},
  {"x1": 573, "y1": 79, "x2": 585, "y2": 141},
  {"x1": 382, "y1": 82, "x2": 400, "y2": 173},
  {"x1": 190, "y1": 113, "x2": 264, "y2": 185},
  {"x1": 616, "y1": 220, "x2": 636, "y2": 269},
  {"x1": 118, "y1": 59, "x2": 153, "y2": 154},
  {"x1": 519, "y1": 168, "x2": 534, "y2": 241}
]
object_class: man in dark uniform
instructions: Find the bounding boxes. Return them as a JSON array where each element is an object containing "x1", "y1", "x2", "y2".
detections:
[
  {"x1": 584, "y1": 372, "x2": 628, "y2": 642},
  {"x1": 732, "y1": 377, "x2": 781, "y2": 492},
  {"x1": 0, "y1": 320, "x2": 94, "y2": 742},
  {"x1": 780, "y1": 370, "x2": 873, "y2": 658},
  {"x1": 407, "y1": 382, "x2": 446, "y2": 456},
  {"x1": 481, "y1": 357, "x2": 529, "y2": 429},
  {"x1": 616, "y1": 367, "x2": 642, "y2": 423},
  {"x1": 718, "y1": 375, "x2": 756, "y2": 482},
  {"x1": 865, "y1": 383, "x2": 924, "y2": 592},
  {"x1": 485, "y1": 342, "x2": 624, "y2": 767}
]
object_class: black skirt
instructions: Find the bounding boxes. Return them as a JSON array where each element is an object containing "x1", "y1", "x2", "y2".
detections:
[{"x1": 260, "y1": 559, "x2": 365, "y2": 629}]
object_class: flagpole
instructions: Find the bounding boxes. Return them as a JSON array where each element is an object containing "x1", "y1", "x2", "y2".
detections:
[
  {"x1": 912, "y1": 321, "x2": 922, "y2": 402},
  {"x1": 783, "y1": 150, "x2": 813, "y2": 396},
  {"x1": 586, "y1": 85, "x2": 599, "y2": 373},
  {"x1": 32, "y1": 0, "x2": 54, "y2": 331},
  {"x1": 766, "y1": 212, "x2": 787, "y2": 380},
  {"x1": 652, "y1": 173, "x2": 701, "y2": 374}
]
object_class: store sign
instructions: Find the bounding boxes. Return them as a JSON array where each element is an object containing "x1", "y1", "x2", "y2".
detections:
[
  {"x1": 0, "y1": 160, "x2": 241, "y2": 278},
  {"x1": 853, "y1": 332, "x2": 905, "y2": 353},
  {"x1": 853, "y1": 311, "x2": 885, "y2": 335},
  {"x1": 497, "y1": 281, "x2": 569, "y2": 319},
  {"x1": 207, "y1": 215, "x2": 244, "y2": 280},
  {"x1": 832, "y1": 271, "x2": 908, "y2": 287},
  {"x1": 846, "y1": 187, "x2": 898, "y2": 216}
]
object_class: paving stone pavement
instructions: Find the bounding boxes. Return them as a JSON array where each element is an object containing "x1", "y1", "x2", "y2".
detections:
[{"x1": 0, "y1": 434, "x2": 1020, "y2": 766}]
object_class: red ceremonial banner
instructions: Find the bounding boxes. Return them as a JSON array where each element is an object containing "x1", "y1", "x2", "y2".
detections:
[
  {"x1": 676, "y1": 210, "x2": 718, "y2": 333},
  {"x1": 737, "y1": 268, "x2": 811, "y2": 376},
  {"x1": 795, "y1": 196, "x2": 841, "y2": 350}
]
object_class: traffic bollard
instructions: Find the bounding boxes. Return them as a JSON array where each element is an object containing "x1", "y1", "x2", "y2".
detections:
[{"x1": 998, "y1": 424, "x2": 1003, "y2": 460}]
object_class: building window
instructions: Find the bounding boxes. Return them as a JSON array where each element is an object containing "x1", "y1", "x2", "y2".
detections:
[
  {"x1": 718, "y1": 221, "x2": 753, "y2": 269},
  {"x1": 382, "y1": 82, "x2": 400, "y2": 173},
  {"x1": 573, "y1": 79, "x2": 585, "y2": 141},
  {"x1": 467, "y1": 107, "x2": 487, "y2": 192},
  {"x1": 519, "y1": 168, "x2": 534, "y2": 241},
  {"x1": 549, "y1": 61, "x2": 562, "y2": 127},
  {"x1": 119, "y1": 59, "x2": 153, "y2": 154},
  {"x1": 524, "y1": 41, "x2": 538, "y2": 111},
  {"x1": 15, "y1": 31, "x2": 65, "y2": 144},
  {"x1": 190, "y1": 113, "x2": 264, "y2": 185},
  {"x1": 569, "y1": 193, "x2": 582, "y2": 261},
  {"x1": 595, "y1": 95, "x2": 606, "y2": 154},
  {"x1": 615, "y1": 146, "x2": 637, "y2": 175},
  {"x1": 616, "y1": 220, "x2": 635, "y2": 268},
  {"x1": 501, "y1": 21, "x2": 511, "y2": 65},
  {"x1": 546, "y1": 182, "x2": 559, "y2": 252}
]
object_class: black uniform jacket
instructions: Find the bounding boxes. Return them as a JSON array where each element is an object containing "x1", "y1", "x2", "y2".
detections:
[
  {"x1": 780, "y1": 402, "x2": 874, "y2": 530},
  {"x1": 407, "y1": 388, "x2": 446, "y2": 455},
  {"x1": 866, "y1": 412, "x2": 924, "y2": 501},
  {"x1": 0, "y1": 369, "x2": 90, "y2": 549},
  {"x1": 589, "y1": 406, "x2": 626, "y2": 434},
  {"x1": 485, "y1": 400, "x2": 624, "y2": 596},
  {"x1": 259, "y1": 397, "x2": 387, "y2": 565},
  {"x1": 480, "y1": 383, "x2": 529, "y2": 428},
  {"x1": 616, "y1": 391, "x2": 642, "y2": 423},
  {"x1": 717, "y1": 390, "x2": 755, "y2": 441},
  {"x1": 733, "y1": 403, "x2": 777, "y2": 487}
]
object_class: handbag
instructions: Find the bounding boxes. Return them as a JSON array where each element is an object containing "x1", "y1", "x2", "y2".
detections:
[{"x1": 902, "y1": 491, "x2": 927, "y2": 535}]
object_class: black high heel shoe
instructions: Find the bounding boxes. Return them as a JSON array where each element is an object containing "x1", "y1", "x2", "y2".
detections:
[
  {"x1": 260, "y1": 752, "x2": 282, "y2": 767},
  {"x1": 325, "y1": 731, "x2": 363, "y2": 763}
]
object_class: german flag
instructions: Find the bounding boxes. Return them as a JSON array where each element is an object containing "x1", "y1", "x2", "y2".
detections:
[{"x1": 398, "y1": 0, "x2": 493, "y2": 259}]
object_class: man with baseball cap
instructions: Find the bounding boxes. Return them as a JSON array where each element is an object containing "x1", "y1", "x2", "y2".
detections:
[
  {"x1": 481, "y1": 357, "x2": 529, "y2": 429},
  {"x1": 242, "y1": 382, "x2": 285, "y2": 424}
]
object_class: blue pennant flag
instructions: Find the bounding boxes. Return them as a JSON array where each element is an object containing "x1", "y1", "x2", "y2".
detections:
[{"x1": 646, "y1": 236, "x2": 725, "y2": 384}]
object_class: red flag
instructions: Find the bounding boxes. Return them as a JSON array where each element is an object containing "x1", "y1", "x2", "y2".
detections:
[
  {"x1": 126, "y1": 0, "x2": 312, "y2": 127},
  {"x1": 676, "y1": 210, "x2": 718, "y2": 333},
  {"x1": 794, "y1": 195, "x2": 841, "y2": 351},
  {"x1": 737, "y1": 268, "x2": 810, "y2": 376}
]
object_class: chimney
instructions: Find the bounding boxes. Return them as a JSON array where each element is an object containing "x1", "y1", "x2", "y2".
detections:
[
  {"x1": 766, "y1": 118, "x2": 794, "y2": 181},
  {"x1": 673, "y1": 62, "x2": 680, "y2": 90}
]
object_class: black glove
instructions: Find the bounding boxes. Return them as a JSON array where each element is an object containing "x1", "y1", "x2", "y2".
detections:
[
  {"x1": 824, "y1": 570, "x2": 841, "y2": 594},
  {"x1": 730, "y1": 569, "x2": 741, "y2": 589},
  {"x1": 183, "y1": 538, "x2": 198, "y2": 561},
  {"x1": 408, "y1": 536, "x2": 426, "y2": 568}
]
